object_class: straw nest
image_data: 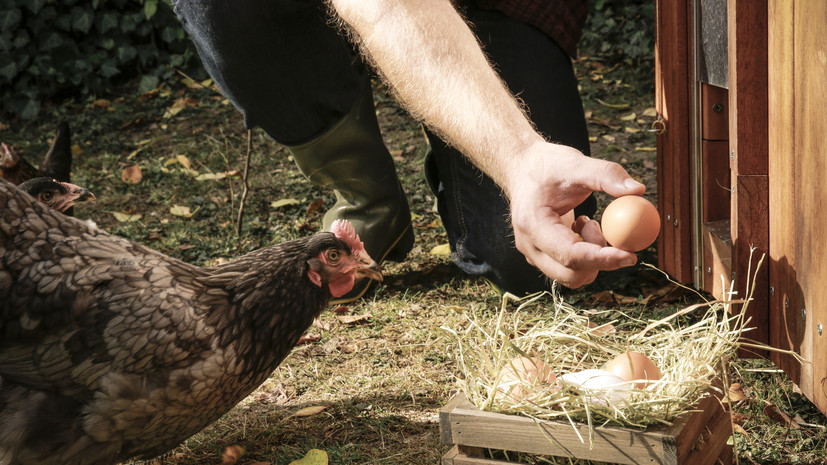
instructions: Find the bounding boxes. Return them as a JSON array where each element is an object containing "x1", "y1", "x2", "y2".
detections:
[{"x1": 442, "y1": 266, "x2": 774, "y2": 433}]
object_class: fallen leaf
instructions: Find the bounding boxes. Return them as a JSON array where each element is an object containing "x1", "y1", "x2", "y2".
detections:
[
  {"x1": 605, "y1": 144, "x2": 627, "y2": 153},
  {"x1": 430, "y1": 243, "x2": 451, "y2": 255},
  {"x1": 390, "y1": 149, "x2": 404, "y2": 161},
  {"x1": 175, "y1": 154, "x2": 192, "y2": 169},
  {"x1": 635, "y1": 146, "x2": 657, "y2": 152},
  {"x1": 587, "y1": 321, "x2": 617, "y2": 336},
  {"x1": 178, "y1": 244, "x2": 193, "y2": 251},
  {"x1": 306, "y1": 199, "x2": 324, "y2": 215},
  {"x1": 642, "y1": 107, "x2": 658, "y2": 117},
  {"x1": 170, "y1": 205, "x2": 195, "y2": 218},
  {"x1": 338, "y1": 341, "x2": 360, "y2": 353},
  {"x1": 620, "y1": 112, "x2": 637, "y2": 121},
  {"x1": 291, "y1": 406, "x2": 329, "y2": 418},
  {"x1": 336, "y1": 314, "x2": 373, "y2": 325},
  {"x1": 195, "y1": 172, "x2": 226, "y2": 181},
  {"x1": 588, "y1": 136, "x2": 598, "y2": 143},
  {"x1": 332, "y1": 306, "x2": 349, "y2": 314},
  {"x1": 297, "y1": 334, "x2": 321, "y2": 345},
  {"x1": 92, "y1": 98, "x2": 110, "y2": 108},
  {"x1": 257, "y1": 383, "x2": 289, "y2": 405},
  {"x1": 322, "y1": 336, "x2": 344, "y2": 354},
  {"x1": 204, "y1": 257, "x2": 230, "y2": 267},
  {"x1": 591, "y1": 290, "x2": 615, "y2": 303},
  {"x1": 624, "y1": 127, "x2": 641, "y2": 134},
  {"x1": 163, "y1": 98, "x2": 198, "y2": 118},
  {"x1": 596, "y1": 98, "x2": 630, "y2": 109},
  {"x1": 601, "y1": 134, "x2": 616, "y2": 143},
  {"x1": 71, "y1": 144, "x2": 83, "y2": 156},
  {"x1": 763, "y1": 404, "x2": 800, "y2": 429},
  {"x1": 288, "y1": 449, "x2": 328, "y2": 465},
  {"x1": 643, "y1": 159, "x2": 656, "y2": 170},
  {"x1": 271, "y1": 198, "x2": 301, "y2": 209},
  {"x1": 733, "y1": 423, "x2": 749, "y2": 435},
  {"x1": 726, "y1": 383, "x2": 747, "y2": 403},
  {"x1": 221, "y1": 445, "x2": 245, "y2": 465},
  {"x1": 312, "y1": 318, "x2": 330, "y2": 331},
  {"x1": 121, "y1": 164, "x2": 143, "y2": 184},
  {"x1": 112, "y1": 211, "x2": 141, "y2": 222}
]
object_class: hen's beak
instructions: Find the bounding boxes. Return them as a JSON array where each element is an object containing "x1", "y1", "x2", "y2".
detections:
[
  {"x1": 60, "y1": 181, "x2": 96, "y2": 206},
  {"x1": 354, "y1": 249, "x2": 383, "y2": 282}
]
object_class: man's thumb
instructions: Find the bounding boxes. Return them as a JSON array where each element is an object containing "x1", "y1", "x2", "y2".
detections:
[{"x1": 601, "y1": 162, "x2": 646, "y2": 197}]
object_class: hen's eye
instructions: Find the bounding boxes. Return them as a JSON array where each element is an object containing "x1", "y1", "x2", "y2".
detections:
[
  {"x1": 41, "y1": 192, "x2": 54, "y2": 202},
  {"x1": 325, "y1": 249, "x2": 341, "y2": 263}
]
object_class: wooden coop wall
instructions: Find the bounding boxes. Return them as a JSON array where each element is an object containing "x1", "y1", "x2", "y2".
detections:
[{"x1": 656, "y1": 0, "x2": 827, "y2": 415}]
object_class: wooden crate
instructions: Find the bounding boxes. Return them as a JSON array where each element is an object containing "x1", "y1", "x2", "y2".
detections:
[{"x1": 439, "y1": 392, "x2": 732, "y2": 465}]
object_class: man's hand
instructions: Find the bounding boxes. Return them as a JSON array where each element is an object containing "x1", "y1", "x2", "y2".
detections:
[{"x1": 506, "y1": 142, "x2": 646, "y2": 288}]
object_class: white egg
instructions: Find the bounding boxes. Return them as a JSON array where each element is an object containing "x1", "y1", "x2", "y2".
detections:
[{"x1": 559, "y1": 369, "x2": 632, "y2": 405}]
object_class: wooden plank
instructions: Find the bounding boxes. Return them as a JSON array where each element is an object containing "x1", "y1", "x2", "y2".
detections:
[
  {"x1": 767, "y1": 0, "x2": 803, "y2": 390},
  {"x1": 674, "y1": 390, "x2": 729, "y2": 464},
  {"x1": 702, "y1": 220, "x2": 732, "y2": 300},
  {"x1": 791, "y1": 0, "x2": 827, "y2": 414},
  {"x1": 701, "y1": 84, "x2": 729, "y2": 142},
  {"x1": 655, "y1": 0, "x2": 694, "y2": 282},
  {"x1": 727, "y1": 0, "x2": 768, "y2": 176},
  {"x1": 702, "y1": 140, "x2": 731, "y2": 223},
  {"x1": 726, "y1": 0, "x2": 770, "y2": 353},
  {"x1": 441, "y1": 393, "x2": 668, "y2": 465},
  {"x1": 732, "y1": 175, "x2": 770, "y2": 350},
  {"x1": 442, "y1": 446, "x2": 517, "y2": 465},
  {"x1": 683, "y1": 404, "x2": 732, "y2": 465}
]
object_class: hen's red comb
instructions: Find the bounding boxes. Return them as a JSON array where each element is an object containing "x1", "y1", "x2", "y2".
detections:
[{"x1": 330, "y1": 219, "x2": 365, "y2": 254}]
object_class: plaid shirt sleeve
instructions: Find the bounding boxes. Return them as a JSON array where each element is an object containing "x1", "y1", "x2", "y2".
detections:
[{"x1": 472, "y1": 0, "x2": 588, "y2": 58}]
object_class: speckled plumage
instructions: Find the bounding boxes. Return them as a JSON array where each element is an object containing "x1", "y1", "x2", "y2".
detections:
[{"x1": 0, "y1": 178, "x2": 375, "y2": 465}]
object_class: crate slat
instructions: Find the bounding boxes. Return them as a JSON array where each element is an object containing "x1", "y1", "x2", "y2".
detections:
[{"x1": 440, "y1": 392, "x2": 732, "y2": 465}]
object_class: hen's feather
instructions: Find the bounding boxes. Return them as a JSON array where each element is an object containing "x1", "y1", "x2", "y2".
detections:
[{"x1": 0, "y1": 178, "x2": 369, "y2": 464}]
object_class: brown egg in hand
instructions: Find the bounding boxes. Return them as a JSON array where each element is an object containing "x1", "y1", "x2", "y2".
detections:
[
  {"x1": 498, "y1": 356, "x2": 557, "y2": 401},
  {"x1": 600, "y1": 195, "x2": 660, "y2": 252},
  {"x1": 603, "y1": 351, "x2": 661, "y2": 389}
]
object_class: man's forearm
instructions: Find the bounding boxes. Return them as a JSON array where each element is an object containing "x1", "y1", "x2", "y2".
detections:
[{"x1": 329, "y1": 0, "x2": 545, "y2": 195}]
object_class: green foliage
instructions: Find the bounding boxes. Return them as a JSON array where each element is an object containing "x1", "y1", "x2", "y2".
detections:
[
  {"x1": 0, "y1": 0, "x2": 197, "y2": 119},
  {"x1": 581, "y1": 0, "x2": 656, "y2": 65}
]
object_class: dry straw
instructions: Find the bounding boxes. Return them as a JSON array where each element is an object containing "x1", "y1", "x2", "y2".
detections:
[{"x1": 443, "y1": 253, "x2": 805, "y2": 440}]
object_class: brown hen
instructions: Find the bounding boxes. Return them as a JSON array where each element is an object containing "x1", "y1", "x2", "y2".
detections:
[{"x1": 0, "y1": 178, "x2": 381, "y2": 465}]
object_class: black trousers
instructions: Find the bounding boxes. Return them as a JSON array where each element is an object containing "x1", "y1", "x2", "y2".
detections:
[{"x1": 172, "y1": 0, "x2": 594, "y2": 294}]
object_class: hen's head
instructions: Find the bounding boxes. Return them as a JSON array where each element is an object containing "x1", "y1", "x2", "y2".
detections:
[
  {"x1": 307, "y1": 220, "x2": 383, "y2": 297},
  {"x1": 17, "y1": 177, "x2": 96, "y2": 212}
]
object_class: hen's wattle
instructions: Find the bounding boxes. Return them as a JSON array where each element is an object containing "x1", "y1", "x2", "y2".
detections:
[{"x1": 0, "y1": 178, "x2": 381, "y2": 465}]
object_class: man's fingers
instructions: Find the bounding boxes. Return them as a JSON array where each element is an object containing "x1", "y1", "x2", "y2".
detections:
[
  {"x1": 573, "y1": 216, "x2": 605, "y2": 246},
  {"x1": 517, "y1": 222, "x2": 638, "y2": 288}
]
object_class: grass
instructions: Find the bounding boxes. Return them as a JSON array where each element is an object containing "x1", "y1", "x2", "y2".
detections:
[{"x1": 2, "y1": 53, "x2": 826, "y2": 465}]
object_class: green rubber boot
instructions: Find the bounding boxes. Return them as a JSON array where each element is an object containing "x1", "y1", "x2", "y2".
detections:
[{"x1": 287, "y1": 80, "x2": 414, "y2": 303}]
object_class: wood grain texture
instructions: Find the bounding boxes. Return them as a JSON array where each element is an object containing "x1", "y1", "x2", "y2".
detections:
[
  {"x1": 727, "y1": 0, "x2": 768, "y2": 176},
  {"x1": 702, "y1": 140, "x2": 732, "y2": 223},
  {"x1": 767, "y1": 0, "x2": 803, "y2": 389},
  {"x1": 727, "y1": 0, "x2": 770, "y2": 351},
  {"x1": 732, "y1": 174, "x2": 770, "y2": 349},
  {"x1": 655, "y1": 0, "x2": 694, "y2": 282},
  {"x1": 791, "y1": 0, "x2": 827, "y2": 414},
  {"x1": 702, "y1": 84, "x2": 729, "y2": 142},
  {"x1": 702, "y1": 220, "x2": 733, "y2": 300},
  {"x1": 439, "y1": 391, "x2": 731, "y2": 465}
]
